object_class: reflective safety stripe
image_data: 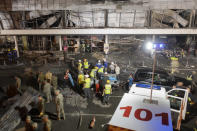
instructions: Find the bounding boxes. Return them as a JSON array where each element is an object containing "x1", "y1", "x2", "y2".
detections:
[
  {"x1": 78, "y1": 74, "x2": 84, "y2": 84},
  {"x1": 98, "y1": 67, "x2": 104, "y2": 73},
  {"x1": 90, "y1": 69, "x2": 96, "y2": 78},
  {"x1": 105, "y1": 84, "x2": 111, "y2": 94},
  {"x1": 171, "y1": 57, "x2": 178, "y2": 61},
  {"x1": 84, "y1": 78, "x2": 91, "y2": 88},
  {"x1": 78, "y1": 63, "x2": 82, "y2": 71},
  {"x1": 186, "y1": 75, "x2": 192, "y2": 81},
  {"x1": 189, "y1": 97, "x2": 191, "y2": 102},
  {"x1": 84, "y1": 62, "x2": 89, "y2": 69}
]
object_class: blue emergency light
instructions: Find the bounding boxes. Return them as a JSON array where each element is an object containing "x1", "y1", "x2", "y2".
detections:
[{"x1": 136, "y1": 83, "x2": 161, "y2": 90}]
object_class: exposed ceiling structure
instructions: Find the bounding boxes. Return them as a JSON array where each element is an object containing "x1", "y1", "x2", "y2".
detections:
[
  {"x1": 0, "y1": 0, "x2": 196, "y2": 30},
  {"x1": 0, "y1": 0, "x2": 197, "y2": 11}
]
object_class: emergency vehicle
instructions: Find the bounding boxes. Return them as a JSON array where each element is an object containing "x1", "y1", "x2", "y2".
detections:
[{"x1": 108, "y1": 83, "x2": 189, "y2": 131}]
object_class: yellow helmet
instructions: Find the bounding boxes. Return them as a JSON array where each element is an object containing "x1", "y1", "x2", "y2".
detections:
[
  {"x1": 94, "y1": 66, "x2": 98, "y2": 69},
  {"x1": 13, "y1": 48, "x2": 16, "y2": 50},
  {"x1": 107, "y1": 80, "x2": 110, "y2": 84},
  {"x1": 8, "y1": 49, "x2": 10, "y2": 51}
]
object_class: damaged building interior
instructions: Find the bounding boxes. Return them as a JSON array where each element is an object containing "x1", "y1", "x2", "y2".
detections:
[{"x1": 1, "y1": 0, "x2": 197, "y2": 131}]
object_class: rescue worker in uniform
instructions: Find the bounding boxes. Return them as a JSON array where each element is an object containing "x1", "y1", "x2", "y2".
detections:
[
  {"x1": 51, "y1": 75, "x2": 58, "y2": 93},
  {"x1": 187, "y1": 72, "x2": 193, "y2": 81},
  {"x1": 38, "y1": 71, "x2": 45, "y2": 92},
  {"x1": 95, "y1": 78, "x2": 100, "y2": 96},
  {"x1": 109, "y1": 62, "x2": 115, "y2": 74},
  {"x1": 187, "y1": 88, "x2": 195, "y2": 117},
  {"x1": 97, "y1": 66, "x2": 104, "y2": 78},
  {"x1": 25, "y1": 116, "x2": 33, "y2": 131},
  {"x1": 13, "y1": 48, "x2": 17, "y2": 62},
  {"x1": 78, "y1": 71, "x2": 84, "y2": 90},
  {"x1": 38, "y1": 95, "x2": 45, "y2": 117},
  {"x1": 170, "y1": 56, "x2": 179, "y2": 74},
  {"x1": 43, "y1": 80, "x2": 52, "y2": 103},
  {"x1": 90, "y1": 67, "x2": 98, "y2": 80},
  {"x1": 43, "y1": 115, "x2": 52, "y2": 131},
  {"x1": 115, "y1": 64, "x2": 120, "y2": 80},
  {"x1": 45, "y1": 70, "x2": 52, "y2": 83},
  {"x1": 83, "y1": 59, "x2": 89, "y2": 73},
  {"x1": 55, "y1": 90, "x2": 65, "y2": 120},
  {"x1": 83, "y1": 75, "x2": 91, "y2": 99},
  {"x1": 7, "y1": 49, "x2": 12, "y2": 62},
  {"x1": 78, "y1": 60, "x2": 83, "y2": 72},
  {"x1": 103, "y1": 80, "x2": 112, "y2": 105},
  {"x1": 96, "y1": 60, "x2": 102, "y2": 69},
  {"x1": 186, "y1": 71, "x2": 197, "y2": 88}
]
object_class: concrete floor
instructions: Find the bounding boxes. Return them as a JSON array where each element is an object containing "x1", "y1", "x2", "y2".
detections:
[{"x1": 0, "y1": 45, "x2": 197, "y2": 131}]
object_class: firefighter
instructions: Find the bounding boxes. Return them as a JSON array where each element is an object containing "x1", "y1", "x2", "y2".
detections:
[
  {"x1": 186, "y1": 88, "x2": 196, "y2": 118},
  {"x1": 7, "y1": 49, "x2": 12, "y2": 62},
  {"x1": 83, "y1": 75, "x2": 91, "y2": 99},
  {"x1": 83, "y1": 59, "x2": 89, "y2": 72},
  {"x1": 13, "y1": 48, "x2": 17, "y2": 61},
  {"x1": 78, "y1": 60, "x2": 83, "y2": 72},
  {"x1": 90, "y1": 67, "x2": 97, "y2": 80},
  {"x1": 103, "y1": 80, "x2": 112, "y2": 105},
  {"x1": 96, "y1": 60, "x2": 102, "y2": 69},
  {"x1": 78, "y1": 71, "x2": 84, "y2": 88}
]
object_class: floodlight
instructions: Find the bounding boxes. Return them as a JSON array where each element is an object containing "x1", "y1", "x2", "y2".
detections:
[{"x1": 146, "y1": 42, "x2": 153, "y2": 50}]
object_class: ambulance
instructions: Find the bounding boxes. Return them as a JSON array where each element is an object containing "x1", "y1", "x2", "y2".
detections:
[{"x1": 108, "y1": 83, "x2": 189, "y2": 131}]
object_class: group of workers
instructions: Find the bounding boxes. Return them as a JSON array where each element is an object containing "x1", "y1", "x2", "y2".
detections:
[
  {"x1": 77, "y1": 58, "x2": 120, "y2": 105},
  {"x1": 25, "y1": 115, "x2": 51, "y2": 131},
  {"x1": 7, "y1": 48, "x2": 17, "y2": 62},
  {"x1": 16, "y1": 54, "x2": 197, "y2": 131},
  {"x1": 18, "y1": 70, "x2": 64, "y2": 131}
]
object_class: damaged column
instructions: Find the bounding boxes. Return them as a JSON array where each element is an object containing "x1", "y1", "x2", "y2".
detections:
[
  {"x1": 59, "y1": 36, "x2": 62, "y2": 51},
  {"x1": 104, "y1": 35, "x2": 109, "y2": 55}
]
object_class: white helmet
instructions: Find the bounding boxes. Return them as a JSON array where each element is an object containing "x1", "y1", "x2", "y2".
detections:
[
  {"x1": 79, "y1": 60, "x2": 81, "y2": 62},
  {"x1": 104, "y1": 72, "x2": 108, "y2": 75},
  {"x1": 98, "y1": 60, "x2": 101, "y2": 63},
  {"x1": 111, "y1": 62, "x2": 114, "y2": 65},
  {"x1": 85, "y1": 74, "x2": 89, "y2": 78}
]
